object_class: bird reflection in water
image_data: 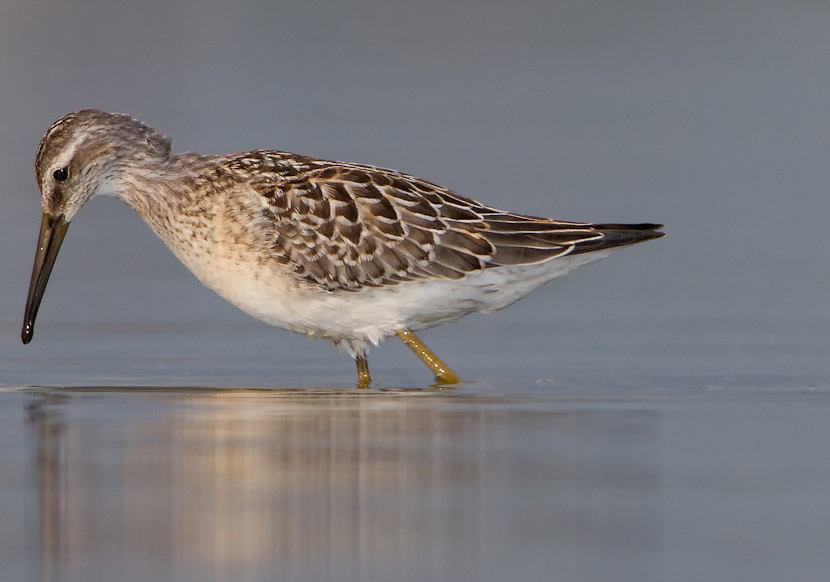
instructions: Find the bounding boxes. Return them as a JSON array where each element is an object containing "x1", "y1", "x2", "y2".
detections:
[{"x1": 24, "y1": 388, "x2": 662, "y2": 581}]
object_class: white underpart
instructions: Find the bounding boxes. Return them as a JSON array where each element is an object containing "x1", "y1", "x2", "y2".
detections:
[{"x1": 173, "y1": 242, "x2": 614, "y2": 358}]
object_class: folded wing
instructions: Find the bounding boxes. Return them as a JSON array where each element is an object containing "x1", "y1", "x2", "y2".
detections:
[{"x1": 246, "y1": 160, "x2": 663, "y2": 291}]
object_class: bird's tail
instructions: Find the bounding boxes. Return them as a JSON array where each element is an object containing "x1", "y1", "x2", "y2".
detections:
[{"x1": 568, "y1": 223, "x2": 664, "y2": 255}]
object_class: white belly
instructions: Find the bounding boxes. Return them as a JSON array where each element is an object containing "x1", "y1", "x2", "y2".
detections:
[{"x1": 173, "y1": 241, "x2": 613, "y2": 348}]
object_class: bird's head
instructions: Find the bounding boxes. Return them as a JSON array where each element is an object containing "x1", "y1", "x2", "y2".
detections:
[{"x1": 22, "y1": 109, "x2": 172, "y2": 344}]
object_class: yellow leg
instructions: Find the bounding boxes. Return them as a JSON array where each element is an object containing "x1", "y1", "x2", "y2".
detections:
[
  {"x1": 396, "y1": 329, "x2": 461, "y2": 385},
  {"x1": 356, "y1": 354, "x2": 372, "y2": 388}
]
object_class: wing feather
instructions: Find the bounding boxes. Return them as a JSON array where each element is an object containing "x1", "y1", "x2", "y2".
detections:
[{"x1": 240, "y1": 154, "x2": 662, "y2": 290}]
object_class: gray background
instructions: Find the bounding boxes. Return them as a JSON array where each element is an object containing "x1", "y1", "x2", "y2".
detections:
[{"x1": 1, "y1": 0, "x2": 828, "y2": 386}]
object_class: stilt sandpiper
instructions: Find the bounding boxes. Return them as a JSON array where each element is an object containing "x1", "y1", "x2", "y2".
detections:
[{"x1": 22, "y1": 109, "x2": 663, "y2": 386}]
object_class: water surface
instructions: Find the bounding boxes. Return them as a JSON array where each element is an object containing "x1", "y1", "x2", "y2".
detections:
[{"x1": 3, "y1": 375, "x2": 830, "y2": 582}]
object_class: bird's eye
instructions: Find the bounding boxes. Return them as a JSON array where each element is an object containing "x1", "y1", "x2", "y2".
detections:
[{"x1": 52, "y1": 167, "x2": 69, "y2": 182}]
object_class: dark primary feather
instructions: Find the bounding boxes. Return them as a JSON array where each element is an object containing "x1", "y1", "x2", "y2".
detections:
[{"x1": 235, "y1": 153, "x2": 663, "y2": 291}]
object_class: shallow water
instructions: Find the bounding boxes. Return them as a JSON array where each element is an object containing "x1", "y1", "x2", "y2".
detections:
[{"x1": 3, "y1": 381, "x2": 830, "y2": 582}]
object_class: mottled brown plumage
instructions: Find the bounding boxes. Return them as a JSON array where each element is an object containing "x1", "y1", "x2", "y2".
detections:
[{"x1": 193, "y1": 151, "x2": 661, "y2": 292}]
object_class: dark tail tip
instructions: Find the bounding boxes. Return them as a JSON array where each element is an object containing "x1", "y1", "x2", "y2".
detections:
[
  {"x1": 570, "y1": 223, "x2": 665, "y2": 255},
  {"x1": 592, "y1": 222, "x2": 664, "y2": 232}
]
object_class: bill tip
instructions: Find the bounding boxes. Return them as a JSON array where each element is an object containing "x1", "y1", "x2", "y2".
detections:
[{"x1": 21, "y1": 323, "x2": 33, "y2": 345}]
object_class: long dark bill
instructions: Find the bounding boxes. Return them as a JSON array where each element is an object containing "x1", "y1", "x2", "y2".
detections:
[{"x1": 22, "y1": 213, "x2": 69, "y2": 344}]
